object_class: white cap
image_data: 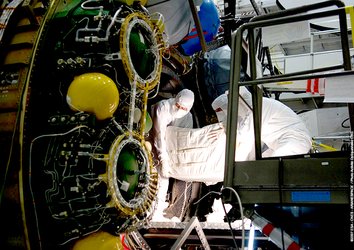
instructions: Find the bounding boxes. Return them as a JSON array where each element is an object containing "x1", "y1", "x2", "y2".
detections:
[
  {"x1": 211, "y1": 93, "x2": 228, "y2": 122},
  {"x1": 175, "y1": 89, "x2": 194, "y2": 112}
]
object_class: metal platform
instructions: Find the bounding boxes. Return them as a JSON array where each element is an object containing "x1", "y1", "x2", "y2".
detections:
[{"x1": 229, "y1": 151, "x2": 350, "y2": 205}]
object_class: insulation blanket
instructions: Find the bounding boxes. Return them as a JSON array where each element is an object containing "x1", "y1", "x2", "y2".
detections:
[{"x1": 165, "y1": 123, "x2": 226, "y2": 184}]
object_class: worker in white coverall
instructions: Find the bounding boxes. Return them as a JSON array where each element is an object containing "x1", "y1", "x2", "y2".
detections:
[
  {"x1": 150, "y1": 89, "x2": 194, "y2": 220},
  {"x1": 211, "y1": 87, "x2": 312, "y2": 160}
]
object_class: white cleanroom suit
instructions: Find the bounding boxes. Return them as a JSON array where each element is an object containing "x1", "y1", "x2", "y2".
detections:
[
  {"x1": 151, "y1": 88, "x2": 195, "y2": 176},
  {"x1": 161, "y1": 87, "x2": 311, "y2": 185},
  {"x1": 165, "y1": 123, "x2": 226, "y2": 184},
  {"x1": 211, "y1": 87, "x2": 312, "y2": 160},
  {"x1": 151, "y1": 89, "x2": 194, "y2": 220}
]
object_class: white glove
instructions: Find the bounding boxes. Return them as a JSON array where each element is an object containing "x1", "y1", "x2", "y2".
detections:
[
  {"x1": 160, "y1": 157, "x2": 171, "y2": 178},
  {"x1": 207, "y1": 123, "x2": 225, "y2": 141}
]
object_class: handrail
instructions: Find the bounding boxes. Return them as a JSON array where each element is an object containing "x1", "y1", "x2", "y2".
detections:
[
  {"x1": 251, "y1": 0, "x2": 345, "y2": 22},
  {"x1": 224, "y1": 1, "x2": 353, "y2": 188}
]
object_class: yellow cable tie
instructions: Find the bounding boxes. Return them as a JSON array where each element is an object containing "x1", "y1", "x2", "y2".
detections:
[{"x1": 345, "y1": 6, "x2": 354, "y2": 48}]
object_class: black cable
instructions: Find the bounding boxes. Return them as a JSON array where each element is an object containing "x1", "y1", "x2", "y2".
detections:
[
  {"x1": 193, "y1": 187, "x2": 244, "y2": 249},
  {"x1": 278, "y1": 157, "x2": 286, "y2": 250},
  {"x1": 221, "y1": 199, "x2": 239, "y2": 250},
  {"x1": 0, "y1": 110, "x2": 19, "y2": 209}
]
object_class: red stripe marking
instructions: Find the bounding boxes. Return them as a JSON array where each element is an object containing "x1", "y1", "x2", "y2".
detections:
[
  {"x1": 306, "y1": 79, "x2": 311, "y2": 92},
  {"x1": 287, "y1": 241, "x2": 301, "y2": 250},
  {"x1": 262, "y1": 223, "x2": 274, "y2": 236},
  {"x1": 121, "y1": 234, "x2": 130, "y2": 250},
  {"x1": 314, "y1": 78, "x2": 319, "y2": 93},
  {"x1": 183, "y1": 31, "x2": 208, "y2": 40}
]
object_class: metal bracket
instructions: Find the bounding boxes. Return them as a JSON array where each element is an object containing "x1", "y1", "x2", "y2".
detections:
[
  {"x1": 129, "y1": 231, "x2": 151, "y2": 250},
  {"x1": 171, "y1": 216, "x2": 210, "y2": 250}
]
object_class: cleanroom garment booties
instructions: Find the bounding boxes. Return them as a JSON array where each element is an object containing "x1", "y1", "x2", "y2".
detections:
[
  {"x1": 165, "y1": 123, "x2": 226, "y2": 184},
  {"x1": 212, "y1": 87, "x2": 312, "y2": 161},
  {"x1": 151, "y1": 89, "x2": 194, "y2": 174}
]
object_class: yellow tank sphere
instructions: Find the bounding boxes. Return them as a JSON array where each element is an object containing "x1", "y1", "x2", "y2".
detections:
[
  {"x1": 66, "y1": 73, "x2": 119, "y2": 120},
  {"x1": 72, "y1": 231, "x2": 124, "y2": 250}
]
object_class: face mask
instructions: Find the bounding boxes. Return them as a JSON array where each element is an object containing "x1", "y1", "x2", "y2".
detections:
[
  {"x1": 172, "y1": 104, "x2": 188, "y2": 118},
  {"x1": 216, "y1": 110, "x2": 227, "y2": 123},
  {"x1": 174, "y1": 108, "x2": 188, "y2": 119}
]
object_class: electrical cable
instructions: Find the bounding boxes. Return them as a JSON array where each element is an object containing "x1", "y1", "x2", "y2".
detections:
[
  {"x1": 193, "y1": 187, "x2": 245, "y2": 250},
  {"x1": 222, "y1": 186, "x2": 245, "y2": 250},
  {"x1": 193, "y1": 191, "x2": 222, "y2": 205},
  {"x1": 221, "y1": 199, "x2": 239, "y2": 250},
  {"x1": 278, "y1": 158, "x2": 285, "y2": 250},
  {"x1": 0, "y1": 0, "x2": 31, "y2": 211},
  {"x1": 193, "y1": 187, "x2": 245, "y2": 249},
  {"x1": 0, "y1": 105, "x2": 20, "y2": 209},
  {"x1": 28, "y1": 125, "x2": 89, "y2": 250}
]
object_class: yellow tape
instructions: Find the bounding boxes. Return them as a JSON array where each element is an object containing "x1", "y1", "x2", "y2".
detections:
[
  {"x1": 345, "y1": 6, "x2": 354, "y2": 48},
  {"x1": 276, "y1": 81, "x2": 293, "y2": 85},
  {"x1": 313, "y1": 141, "x2": 337, "y2": 152}
]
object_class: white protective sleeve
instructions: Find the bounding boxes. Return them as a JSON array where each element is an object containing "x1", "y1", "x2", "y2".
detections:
[
  {"x1": 165, "y1": 123, "x2": 226, "y2": 184},
  {"x1": 151, "y1": 101, "x2": 172, "y2": 161}
]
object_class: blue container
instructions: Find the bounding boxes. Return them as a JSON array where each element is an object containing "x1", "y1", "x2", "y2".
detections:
[{"x1": 180, "y1": 0, "x2": 220, "y2": 56}]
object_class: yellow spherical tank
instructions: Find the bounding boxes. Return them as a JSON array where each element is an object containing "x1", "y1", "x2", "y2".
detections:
[
  {"x1": 66, "y1": 73, "x2": 119, "y2": 120},
  {"x1": 72, "y1": 231, "x2": 124, "y2": 250}
]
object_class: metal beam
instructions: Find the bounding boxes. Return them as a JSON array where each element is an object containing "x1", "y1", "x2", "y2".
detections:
[
  {"x1": 171, "y1": 216, "x2": 210, "y2": 250},
  {"x1": 188, "y1": 0, "x2": 207, "y2": 53}
]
